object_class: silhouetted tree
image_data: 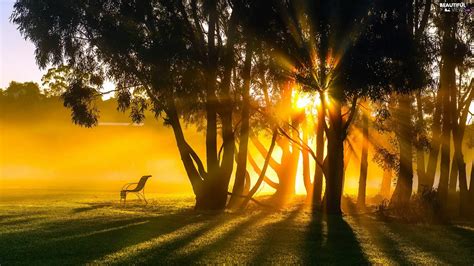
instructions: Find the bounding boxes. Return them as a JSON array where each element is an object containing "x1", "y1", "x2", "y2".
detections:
[{"x1": 4, "y1": 81, "x2": 41, "y2": 101}]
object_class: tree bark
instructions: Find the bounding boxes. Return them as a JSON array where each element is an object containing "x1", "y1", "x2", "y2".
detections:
[
  {"x1": 449, "y1": 69, "x2": 470, "y2": 217},
  {"x1": 357, "y1": 113, "x2": 369, "y2": 208},
  {"x1": 438, "y1": 11, "x2": 457, "y2": 206},
  {"x1": 240, "y1": 130, "x2": 278, "y2": 208},
  {"x1": 219, "y1": 6, "x2": 239, "y2": 200},
  {"x1": 205, "y1": 0, "x2": 219, "y2": 173},
  {"x1": 302, "y1": 119, "x2": 312, "y2": 197},
  {"x1": 325, "y1": 97, "x2": 344, "y2": 214},
  {"x1": 196, "y1": 0, "x2": 227, "y2": 210},
  {"x1": 312, "y1": 95, "x2": 325, "y2": 207},
  {"x1": 449, "y1": 159, "x2": 458, "y2": 192},
  {"x1": 391, "y1": 94, "x2": 414, "y2": 205},
  {"x1": 273, "y1": 136, "x2": 300, "y2": 205},
  {"x1": 166, "y1": 100, "x2": 204, "y2": 203},
  {"x1": 229, "y1": 40, "x2": 253, "y2": 208},
  {"x1": 424, "y1": 92, "x2": 442, "y2": 189},
  {"x1": 415, "y1": 92, "x2": 427, "y2": 192},
  {"x1": 469, "y1": 161, "x2": 474, "y2": 215}
]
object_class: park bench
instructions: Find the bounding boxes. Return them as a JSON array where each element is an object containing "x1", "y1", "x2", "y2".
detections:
[{"x1": 120, "y1": 175, "x2": 152, "y2": 205}]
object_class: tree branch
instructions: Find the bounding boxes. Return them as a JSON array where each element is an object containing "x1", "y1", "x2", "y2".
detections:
[
  {"x1": 343, "y1": 95, "x2": 359, "y2": 137},
  {"x1": 240, "y1": 129, "x2": 278, "y2": 209},
  {"x1": 247, "y1": 152, "x2": 279, "y2": 189},
  {"x1": 250, "y1": 131, "x2": 281, "y2": 171}
]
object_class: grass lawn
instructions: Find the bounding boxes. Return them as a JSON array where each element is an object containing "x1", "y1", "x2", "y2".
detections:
[{"x1": 0, "y1": 191, "x2": 473, "y2": 265}]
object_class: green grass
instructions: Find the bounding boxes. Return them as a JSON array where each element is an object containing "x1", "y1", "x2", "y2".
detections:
[{"x1": 0, "y1": 191, "x2": 473, "y2": 265}]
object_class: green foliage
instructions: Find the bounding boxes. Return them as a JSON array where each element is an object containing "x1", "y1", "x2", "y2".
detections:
[
  {"x1": 4, "y1": 81, "x2": 41, "y2": 100},
  {"x1": 62, "y1": 80, "x2": 99, "y2": 127},
  {"x1": 41, "y1": 65, "x2": 72, "y2": 97},
  {"x1": 378, "y1": 188, "x2": 445, "y2": 224},
  {"x1": 12, "y1": 0, "x2": 432, "y2": 126}
]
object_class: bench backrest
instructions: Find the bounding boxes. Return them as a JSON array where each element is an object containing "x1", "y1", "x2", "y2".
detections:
[{"x1": 134, "y1": 175, "x2": 151, "y2": 191}]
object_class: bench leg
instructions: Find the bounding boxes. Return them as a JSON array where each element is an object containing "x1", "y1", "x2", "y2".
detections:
[
  {"x1": 120, "y1": 191, "x2": 127, "y2": 206},
  {"x1": 142, "y1": 192, "x2": 147, "y2": 205}
]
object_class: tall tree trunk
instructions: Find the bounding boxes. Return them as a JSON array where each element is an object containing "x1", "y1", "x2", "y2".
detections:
[
  {"x1": 166, "y1": 100, "x2": 204, "y2": 204},
  {"x1": 391, "y1": 94, "x2": 414, "y2": 205},
  {"x1": 302, "y1": 119, "x2": 312, "y2": 197},
  {"x1": 229, "y1": 41, "x2": 253, "y2": 208},
  {"x1": 448, "y1": 77, "x2": 459, "y2": 195},
  {"x1": 272, "y1": 86, "x2": 300, "y2": 205},
  {"x1": 415, "y1": 92, "x2": 427, "y2": 192},
  {"x1": 197, "y1": 0, "x2": 226, "y2": 210},
  {"x1": 312, "y1": 97, "x2": 325, "y2": 207},
  {"x1": 449, "y1": 159, "x2": 458, "y2": 192},
  {"x1": 357, "y1": 113, "x2": 369, "y2": 208},
  {"x1": 451, "y1": 99, "x2": 469, "y2": 216},
  {"x1": 325, "y1": 97, "x2": 344, "y2": 214},
  {"x1": 274, "y1": 136, "x2": 300, "y2": 205},
  {"x1": 437, "y1": 11, "x2": 457, "y2": 207},
  {"x1": 449, "y1": 73, "x2": 469, "y2": 217},
  {"x1": 424, "y1": 92, "x2": 442, "y2": 188},
  {"x1": 219, "y1": 7, "x2": 239, "y2": 203},
  {"x1": 469, "y1": 161, "x2": 474, "y2": 215},
  {"x1": 205, "y1": 0, "x2": 218, "y2": 171},
  {"x1": 453, "y1": 130, "x2": 468, "y2": 215}
]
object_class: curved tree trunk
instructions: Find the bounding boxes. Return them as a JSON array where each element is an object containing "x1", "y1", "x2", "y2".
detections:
[
  {"x1": 469, "y1": 162, "x2": 474, "y2": 216},
  {"x1": 391, "y1": 94, "x2": 414, "y2": 206},
  {"x1": 166, "y1": 101, "x2": 204, "y2": 204},
  {"x1": 273, "y1": 137, "x2": 300, "y2": 205},
  {"x1": 312, "y1": 98, "x2": 325, "y2": 207},
  {"x1": 424, "y1": 92, "x2": 442, "y2": 189},
  {"x1": 437, "y1": 10, "x2": 458, "y2": 208},
  {"x1": 302, "y1": 120, "x2": 312, "y2": 198},
  {"x1": 415, "y1": 92, "x2": 427, "y2": 192},
  {"x1": 325, "y1": 98, "x2": 344, "y2": 214},
  {"x1": 195, "y1": 0, "x2": 228, "y2": 211},
  {"x1": 449, "y1": 159, "x2": 458, "y2": 192},
  {"x1": 228, "y1": 40, "x2": 253, "y2": 208},
  {"x1": 240, "y1": 130, "x2": 278, "y2": 209},
  {"x1": 357, "y1": 113, "x2": 369, "y2": 208}
]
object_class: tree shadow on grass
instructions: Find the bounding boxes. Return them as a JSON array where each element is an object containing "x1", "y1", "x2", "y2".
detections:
[
  {"x1": 0, "y1": 216, "x2": 45, "y2": 226},
  {"x1": 118, "y1": 210, "x2": 273, "y2": 265},
  {"x1": 304, "y1": 213, "x2": 369, "y2": 265},
  {"x1": 0, "y1": 209, "x2": 225, "y2": 265},
  {"x1": 447, "y1": 224, "x2": 474, "y2": 243},
  {"x1": 346, "y1": 198, "x2": 474, "y2": 265},
  {"x1": 171, "y1": 210, "x2": 273, "y2": 264},
  {"x1": 249, "y1": 204, "x2": 307, "y2": 264},
  {"x1": 71, "y1": 202, "x2": 111, "y2": 213},
  {"x1": 345, "y1": 200, "x2": 413, "y2": 265},
  {"x1": 351, "y1": 215, "x2": 415, "y2": 265},
  {"x1": 380, "y1": 221, "x2": 474, "y2": 265}
]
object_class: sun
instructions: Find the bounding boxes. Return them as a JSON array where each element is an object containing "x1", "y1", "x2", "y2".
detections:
[
  {"x1": 292, "y1": 89, "x2": 314, "y2": 110},
  {"x1": 296, "y1": 95, "x2": 312, "y2": 109}
]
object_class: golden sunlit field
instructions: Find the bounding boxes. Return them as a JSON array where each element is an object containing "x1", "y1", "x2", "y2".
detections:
[
  {"x1": 1, "y1": 0, "x2": 474, "y2": 264},
  {"x1": 1, "y1": 191, "x2": 473, "y2": 265}
]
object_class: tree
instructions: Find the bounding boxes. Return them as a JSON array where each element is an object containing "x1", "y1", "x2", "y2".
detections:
[
  {"x1": 12, "y1": 0, "x2": 432, "y2": 214},
  {"x1": 357, "y1": 110, "x2": 369, "y2": 208},
  {"x1": 12, "y1": 0, "x2": 259, "y2": 210},
  {"x1": 41, "y1": 65, "x2": 73, "y2": 97},
  {"x1": 434, "y1": 5, "x2": 472, "y2": 213},
  {"x1": 4, "y1": 81, "x2": 41, "y2": 101},
  {"x1": 269, "y1": 0, "x2": 431, "y2": 214}
]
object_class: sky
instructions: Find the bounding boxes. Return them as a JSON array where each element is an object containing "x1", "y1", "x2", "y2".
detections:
[{"x1": 0, "y1": 0, "x2": 45, "y2": 89}]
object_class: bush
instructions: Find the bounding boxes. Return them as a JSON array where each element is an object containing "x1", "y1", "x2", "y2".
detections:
[{"x1": 376, "y1": 188, "x2": 445, "y2": 224}]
